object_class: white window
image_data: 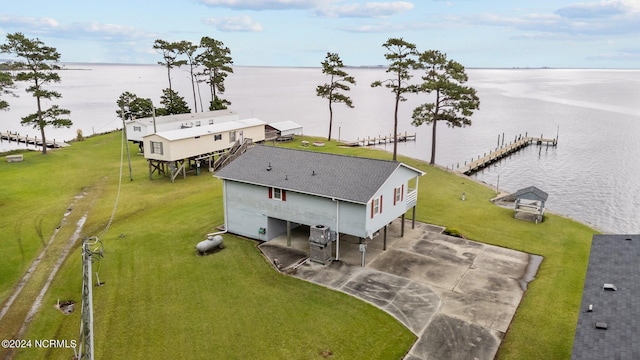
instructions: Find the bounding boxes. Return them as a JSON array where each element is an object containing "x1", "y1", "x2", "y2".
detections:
[
  {"x1": 195, "y1": 121, "x2": 201, "y2": 127},
  {"x1": 229, "y1": 131, "x2": 236, "y2": 142},
  {"x1": 394, "y1": 185, "x2": 403, "y2": 205},
  {"x1": 269, "y1": 187, "x2": 286, "y2": 201},
  {"x1": 133, "y1": 126, "x2": 141, "y2": 132},
  {"x1": 209, "y1": 120, "x2": 214, "y2": 125},
  {"x1": 150, "y1": 141, "x2": 163, "y2": 155},
  {"x1": 214, "y1": 134, "x2": 222, "y2": 141},
  {"x1": 273, "y1": 188, "x2": 282, "y2": 200},
  {"x1": 371, "y1": 195, "x2": 382, "y2": 218}
]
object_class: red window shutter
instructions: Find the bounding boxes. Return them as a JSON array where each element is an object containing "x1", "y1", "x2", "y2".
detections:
[
  {"x1": 282, "y1": 190, "x2": 286, "y2": 201},
  {"x1": 379, "y1": 195, "x2": 383, "y2": 213},
  {"x1": 268, "y1": 187, "x2": 272, "y2": 199},
  {"x1": 371, "y1": 200, "x2": 374, "y2": 218},
  {"x1": 401, "y1": 184, "x2": 404, "y2": 201},
  {"x1": 393, "y1": 188, "x2": 397, "y2": 205}
]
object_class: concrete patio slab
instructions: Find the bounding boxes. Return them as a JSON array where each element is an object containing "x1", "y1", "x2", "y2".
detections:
[{"x1": 258, "y1": 219, "x2": 540, "y2": 360}]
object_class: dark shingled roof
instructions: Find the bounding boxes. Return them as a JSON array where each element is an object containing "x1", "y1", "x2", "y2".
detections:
[
  {"x1": 215, "y1": 145, "x2": 422, "y2": 204},
  {"x1": 500, "y1": 186, "x2": 548, "y2": 202},
  {"x1": 571, "y1": 234, "x2": 640, "y2": 360}
]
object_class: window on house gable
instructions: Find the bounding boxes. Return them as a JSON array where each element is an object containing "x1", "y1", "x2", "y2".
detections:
[
  {"x1": 394, "y1": 185, "x2": 404, "y2": 205},
  {"x1": 150, "y1": 141, "x2": 163, "y2": 155},
  {"x1": 371, "y1": 195, "x2": 383, "y2": 218},
  {"x1": 133, "y1": 126, "x2": 141, "y2": 132}
]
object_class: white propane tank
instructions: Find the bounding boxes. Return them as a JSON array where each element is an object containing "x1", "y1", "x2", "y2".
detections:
[{"x1": 196, "y1": 235, "x2": 223, "y2": 253}]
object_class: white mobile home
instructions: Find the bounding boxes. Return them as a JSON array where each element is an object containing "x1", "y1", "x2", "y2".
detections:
[
  {"x1": 215, "y1": 145, "x2": 424, "y2": 260},
  {"x1": 126, "y1": 110, "x2": 240, "y2": 143},
  {"x1": 143, "y1": 118, "x2": 266, "y2": 181}
]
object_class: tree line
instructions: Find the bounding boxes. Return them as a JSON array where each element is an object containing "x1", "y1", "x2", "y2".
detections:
[
  {"x1": 1, "y1": 33, "x2": 477, "y2": 163},
  {"x1": 317, "y1": 38, "x2": 480, "y2": 165},
  {"x1": 117, "y1": 37, "x2": 233, "y2": 121},
  {"x1": 0, "y1": 33, "x2": 233, "y2": 154}
]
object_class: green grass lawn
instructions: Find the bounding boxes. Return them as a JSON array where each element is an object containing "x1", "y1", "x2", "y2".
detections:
[{"x1": 1, "y1": 133, "x2": 595, "y2": 359}]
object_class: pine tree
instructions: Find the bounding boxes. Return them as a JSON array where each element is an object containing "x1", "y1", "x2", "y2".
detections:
[
  {"x1": 1, "y1": 32, "x2": 71, "y2": 154},
  {"x1": 316, "y1": 52, "x2": 356, "y2": 141}
]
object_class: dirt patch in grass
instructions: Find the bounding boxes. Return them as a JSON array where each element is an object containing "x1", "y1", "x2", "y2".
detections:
[{"x1": 54, "y1": 300, "x2": 75, "y2": 315}]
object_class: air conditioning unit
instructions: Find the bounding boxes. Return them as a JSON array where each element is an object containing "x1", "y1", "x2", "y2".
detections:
[
  {"x1": 310, "y1": 225, "x2": 330, "y2": 246},
  {"x1": 309, "y1": 225, "x2": 332, "y2": 264}
]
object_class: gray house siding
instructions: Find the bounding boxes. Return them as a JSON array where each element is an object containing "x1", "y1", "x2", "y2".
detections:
[
  {"x1": 224, "y1": 181, "x2": 368, "y2": 240},
  {"x1": 365, "y1": 166, "x2": 419, "y2": 238},
  {"x1": 224, "y1": 181, "x2": 269, "y2": 240}
]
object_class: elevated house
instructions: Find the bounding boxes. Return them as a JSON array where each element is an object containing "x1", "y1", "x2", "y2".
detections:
[
  {"x1": 143, "y1": 118, "x2": 266, "y2": 182},
  {"x1": 126, "y1": 110, "x2": 240, "y2": 148},
  {"x1": 572, "y1": 234, "x2": 640, "y2": 359},
  {"x1": 214, "y1": 145, "x2": 424, "y2": 261}
]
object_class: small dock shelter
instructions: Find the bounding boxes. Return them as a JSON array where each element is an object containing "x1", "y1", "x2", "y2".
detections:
[
  {"x1": 214, "y1": 145, "x2": 425, "y2": 262},
  {"x1": 496, "y1": 186, "x2": 548, "y2": 224},
  {"x1": 126, "y1": 110, "x2": 239, "y2": 145},
  {"x1": 265, "y1": 121, "x2": 303, "y2": 141},
  {"x1": 143, "y1": 118, "x2": 266, "y2": 182}
]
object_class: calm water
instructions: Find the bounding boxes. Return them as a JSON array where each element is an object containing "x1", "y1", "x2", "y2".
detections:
[{"x1": 2, "y1": 64, "x2": 639, "y2": 233}]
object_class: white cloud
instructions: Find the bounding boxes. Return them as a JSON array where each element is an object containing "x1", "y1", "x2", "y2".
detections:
[
  {"x1": 341, "y1": 20, "x2": 440, "y2": 33},
  {"x1": 317, "y1": 2, "x2": 414, "y2": 18},
  {"x1": 204, "y1": 15, "x2": 263, "y2": 32},
  {"x1": 588, "y1": 49, "x2": 640, "y2": 61},
  {"x1": 199, "y1": 0, "x2": 323, "y2": 10},
  {"x1": 0, "y1": 14, "x2": 155, "y2": 41},
  {"x1": 555, "y1": 0, "x2": 634, "y2": 19},
  {"x1": 469, "y1": 1, "x2": 640, "y2": 38},
  {"x1": 0, "y1": 15, "x2": 60, "y2": 32}
]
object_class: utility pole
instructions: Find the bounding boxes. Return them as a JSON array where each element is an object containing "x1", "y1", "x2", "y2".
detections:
[
  {"x1": 120, "y1": 105, "x2": 133, "y2": 181},
  {"x1": 78, "y1": 237, "x2": 102, "y2": 360}
]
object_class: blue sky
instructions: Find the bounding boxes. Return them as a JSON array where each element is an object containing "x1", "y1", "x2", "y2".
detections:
[{"x1": 1, "y1": 0, "x2": 639, "y2": 68}]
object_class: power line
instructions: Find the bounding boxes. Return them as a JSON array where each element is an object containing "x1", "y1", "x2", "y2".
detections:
[{"x1": 77, "y1": 126, "x2": 126, "y2": 359}]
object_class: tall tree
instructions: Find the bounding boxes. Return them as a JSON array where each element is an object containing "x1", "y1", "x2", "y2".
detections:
[
  {"x1": 0, "y1": 69, "x2": 15, "y2": 110},
  {"x1": 371, "y1": 38, "x2": 418, "y2": 161},
  {"x1": 116, "y1": 92, "x2": 154, "y2": 120},
  {"x1": 197, "y1": 36, "x2": 233, "y2": 111},
  {"x1": 153, "y1": 39, "x2": 187, "y2": 113},
  {"x1": 316, "y1": 52, "x2": 356, "y2": 141},
  {"x1": 1, "y1": 33, "x2": 71, "y2": 154},
  {"x1": 157, "y1": 88, "x2": 190, "y2": 116},
  {"x1": 411, "y1": 50, "x2": 480, "y2": 165},
  {"x1": 175, "y1": 40, "x2": 200, "y2": 113}
]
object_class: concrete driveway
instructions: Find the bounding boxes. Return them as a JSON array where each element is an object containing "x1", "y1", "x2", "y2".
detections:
[{"x1": 259, "y1": 219, "x2": 541, "y2": 359}]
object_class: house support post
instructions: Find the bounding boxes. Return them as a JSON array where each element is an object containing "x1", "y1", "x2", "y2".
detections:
[
  {"x1": 334, "y1": 199, "x2": 340, "y2": 261},
  {"x1": 412, "y1": 206, "x2": 416, "y2": 229},
  {"x1": 401, "y1": 213, "x2": 405, "y2": 237},
  {"x1": 383, "y1": 225, "x2": 388, "y2": 250},
  {"x1": 359, "y1": 238, "x2": 366, "y2": 267},
  {"x1": 286, "y1": 221, "x2": 291, "y2": 247}
]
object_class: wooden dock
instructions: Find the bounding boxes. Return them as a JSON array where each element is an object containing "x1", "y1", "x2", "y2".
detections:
[
  {"x1": 0, "y1": 131, "x2": 69, "y2": 149},
  {"x1": 340, "y1": 132, "x2": 417, "y2": 147},
  {"x1": 457, "y1": 136, "x2": 557, "y2": 175}
]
